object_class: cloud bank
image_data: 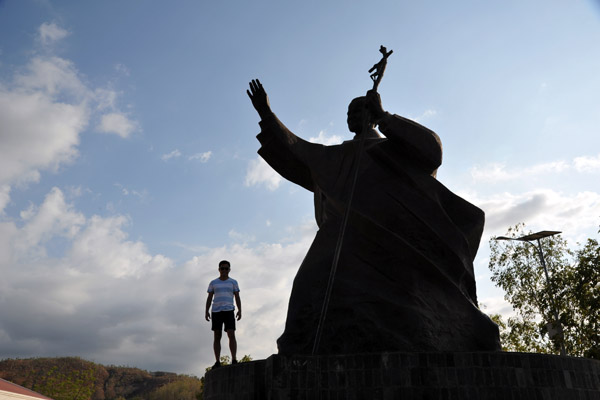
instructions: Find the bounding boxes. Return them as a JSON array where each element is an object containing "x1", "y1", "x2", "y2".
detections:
[
  {"x1": 38, "y1": 22, "x2": 70, "y2": 45},
  {"x1": 245, "y1": 157, "x2": 282, "y2": 191},
  {"x1": 0, "y1": 23, "x2": 137, "y2": 209},
  {"x1": 470, "y1": 156, "x2": 599, "y2": 183},
  {"x1": 0, "y1": 185, "x2": 314, "y2": 373}
]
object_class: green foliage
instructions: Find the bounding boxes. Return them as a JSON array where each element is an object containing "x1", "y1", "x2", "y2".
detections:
[
  {"x1": 0, "y1": 355, "x2": 256, "y2": 400},
  {"x1": 34, "y1": 365, "x2": 96, "y2": 400},
  {"x1": 0, "y1": 354, "x2": 253, "y2": 400},
  {"x1": 490, "y1": 312, "x2": 550, "y2": 353},
  {"x1": 218, "y1": 355, "x2": 231, "y2": 366},
  {"x1": 204, "y1": 354, "x2": 253, "y2": 373},
  {"x1": 148, "y1": 376, "x2": 203, "y2": 400},
  {"x1": 0, "y1": 357, "x2": 205, "y2": 400},
  {"x1": 2, "y1": 357, "x2": 102, "y2": 400},
  {"x1": 489, "y1": 223, "x2": 600, "y2": 358},
  {"x1": 566, "y1": 237, "x2": 600, "y2": 358}
]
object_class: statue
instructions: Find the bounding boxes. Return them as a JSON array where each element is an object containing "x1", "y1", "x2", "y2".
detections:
[{"x1": 246, "y1": 49, "x2": 500, "y2": 355}]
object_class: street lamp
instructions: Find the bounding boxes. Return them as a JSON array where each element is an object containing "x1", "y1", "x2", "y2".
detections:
[{"x1": 495, "y1": 230, "x2": 567, "y2": 356}]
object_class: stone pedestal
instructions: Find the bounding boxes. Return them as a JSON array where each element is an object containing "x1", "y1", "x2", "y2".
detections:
[{"x1": 203, "y1": 352, "x2": 600, "y2": 400}]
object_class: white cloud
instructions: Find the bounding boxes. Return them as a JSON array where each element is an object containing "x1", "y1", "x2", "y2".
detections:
[
  {"x1": 413, "y1": 109, "x2": 437, "y2": 123},
  {"x1": 471, "y1": 160, "x2": 570, "y2": 183},
  {"x1": 528, "y1": 161, "x2": 570, "y2": 175},
  {"x1": 460, "y1": 186, "x2": 600, "y2": 323},
  {"x1": 0, "y1": 185, "x2": 10, "y2": 214},
  {"x1": 16, "y1": 56, "x2": 88, "y2": 98},
  {"x1": 38, "y1": 22, "x2": 69, "y2": 45},
  {"x1": 0, "y1": 22, "x2": 137, "y2": 208},
  {"x1": 97, "y1": 112, "x2": 137, "y2": 138},
  {"x1": 161, "y1": 149, "x2": 182, "y2": 161},
  {"x1": 244, "y1": 157, "x2": 282, "y2": 191},
  {"x1": 0, "y1": 186, "x2": 316, "y2": 373},
  {"x1": 114, "y1": 183, "x2": 147, "y2": 199},
  {"x1": 94, "y1": 88, "x2": 119, "y2": 111},
  {"x1": 0, "y1": 77, "x2": 87, "y2": 187},
  {"x1": 228, "y1": 229, "x2": 256, "y2": 243},
  {"x1": 308, "y1": 130, "x2": 343, "y2": 145},
  {"x1": 114, "y1": 63, "x2": 131, "y2": 76},
  {"x1": 479, "y1": 296, "x2": 514, "y2": 317},
  {"x1": 0, "y1": 193, "x2": 176, "y2": 365},
  {"x1": 470, "y1": 189, "x2": 600, "y2": 239},
  {"x1": 470, "y1": 163, "x2": 513, "y2": 182},
  {"x1": 471, "y1": 153, "x2": 600, "y2": 184},
  {"x1": 573, "y1": 154, "x2": 600, "y2": 172},
  {"x1": 189, "y1": 151, "x2": 212, "y2": 163},
  {"x1": 68, "y1": 214, "x2": 171, "y2": 278},
  {"x1": 14, "y1": 187, "x2": 85, "y2": 258}
]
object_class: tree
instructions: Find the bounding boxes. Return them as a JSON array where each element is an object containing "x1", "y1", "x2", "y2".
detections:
[
  {"x1": 489, "y1": 223, "x2": 599, "y2": 358},
  {"x1": 566, "y1": 236, "x2": 600, "y2": 358},
  {"x1": 148, "y1": 376, "x2": 203, "y2": 400},
  {"x1": 33, "y1": 365, "x2": 96, "y2": 400}
]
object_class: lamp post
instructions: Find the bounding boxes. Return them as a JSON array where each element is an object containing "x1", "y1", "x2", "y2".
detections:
[{"x1": 495, "y1": 230, "x2": 567, "y2": 356}]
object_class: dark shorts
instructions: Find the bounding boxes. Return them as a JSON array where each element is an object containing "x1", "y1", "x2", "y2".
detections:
[{"x1": 211, "y1": 310, "x2": 236, "y2": 332}]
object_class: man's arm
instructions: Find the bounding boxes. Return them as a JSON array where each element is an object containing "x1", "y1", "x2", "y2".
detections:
[
  {"x1": 365, "y1": 90, "x2": 442, "y2": 174},
  {"x1": 205, "y1": 293, "x2": 213, "y2": 321},
  {"x1": 234, "y1": 292, "x2": 242, "y2": 321}
]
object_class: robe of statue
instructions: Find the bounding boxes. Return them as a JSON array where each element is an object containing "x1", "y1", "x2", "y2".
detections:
[{"x1": 256, "y1": 111, "x2": 501, "y2": 355}]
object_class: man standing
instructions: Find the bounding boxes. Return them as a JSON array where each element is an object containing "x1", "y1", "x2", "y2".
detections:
[{"x1": 205, "y1": 260, "x2": 241, "y2": 368}]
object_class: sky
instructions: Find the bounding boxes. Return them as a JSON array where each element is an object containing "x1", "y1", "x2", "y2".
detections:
[{"x1": 1, "y1": 0, "x2": 599, "y2": 375}]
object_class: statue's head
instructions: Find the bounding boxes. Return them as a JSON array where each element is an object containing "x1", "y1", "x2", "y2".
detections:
[{"x1": 347, "y1": 97, "x2": 379, "y2": 138}]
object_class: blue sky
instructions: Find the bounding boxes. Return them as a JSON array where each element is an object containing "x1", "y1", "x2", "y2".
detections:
[{"x1": 1, "y1": 0, "x2": 599, "y2": 374}]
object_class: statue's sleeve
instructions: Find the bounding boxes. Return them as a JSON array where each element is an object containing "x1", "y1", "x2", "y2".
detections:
[
  {"x1": 256, "y1": 113, "x2": 326, "y2": 193},
  {"x1": 376, "y1": 113, "x2": 443, "y2": 176}
]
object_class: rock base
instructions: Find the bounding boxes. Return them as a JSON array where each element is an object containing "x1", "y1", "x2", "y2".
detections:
[{"x1": 203, "y1": 351, "x2": 600, "y2": 399}]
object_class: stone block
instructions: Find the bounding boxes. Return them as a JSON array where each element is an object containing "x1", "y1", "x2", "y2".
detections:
[{"x1": 203, "y1": 351, "x2": 600, "y2": 399}]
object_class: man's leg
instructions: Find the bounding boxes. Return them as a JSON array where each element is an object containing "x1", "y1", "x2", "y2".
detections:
[
  {"x1": 213, "y1": 330, "x2": 222, "y2": 362},
  {"x1": 226, "y1": 329, "x2": 237, "y2": 362}
]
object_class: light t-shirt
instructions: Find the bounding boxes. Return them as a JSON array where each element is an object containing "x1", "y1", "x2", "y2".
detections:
[{"x1": 207, "y1": 277, "x2": 240, "y2": 312}]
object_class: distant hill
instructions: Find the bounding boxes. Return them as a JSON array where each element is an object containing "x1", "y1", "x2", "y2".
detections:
[{"x1": 0, "y1": 357, "x2": 203, "y2": 400}]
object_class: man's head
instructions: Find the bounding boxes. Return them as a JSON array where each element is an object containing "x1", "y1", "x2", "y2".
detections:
[
  {"x1": 218, "y1": 260, "x2": 231, "y2": 279},
  {"x1": 347, "y1": 97, "x2": 366, "y2": 134},
  {"x1": 347, "y1": 97, "x2": 379, "y2": 138}
]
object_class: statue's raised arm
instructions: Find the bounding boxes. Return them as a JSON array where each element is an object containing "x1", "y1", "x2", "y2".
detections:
[{"x1": 247, "y1": 79, "x2": 273, "y2": 121}]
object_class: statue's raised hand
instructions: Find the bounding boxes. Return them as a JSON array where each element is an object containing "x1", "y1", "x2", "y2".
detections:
[
  {"x1": 247, "y1": 79, "x2": 272, "y2": 120},
  {"x1": 365, "y1": 89, "x2": 385, "y2": 122}
]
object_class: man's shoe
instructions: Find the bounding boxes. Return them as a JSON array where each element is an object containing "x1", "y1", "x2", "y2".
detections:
[
  {"x1": 212, "y1": 361, "x2": 221, "y2": 369},
  {"x1": 232, "y1": 359, "x2": 238, "y2": 365}
]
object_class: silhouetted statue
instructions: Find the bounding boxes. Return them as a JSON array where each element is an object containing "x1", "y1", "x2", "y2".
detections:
[{"x1": 247, "y1": 75, "x2": 500, "y2": 355}]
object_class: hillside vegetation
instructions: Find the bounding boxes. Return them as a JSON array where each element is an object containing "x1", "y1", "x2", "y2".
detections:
[{"x1": 0, "y1": 357, "x2": 203, "y2": 400}]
